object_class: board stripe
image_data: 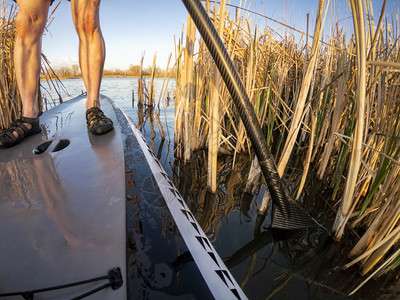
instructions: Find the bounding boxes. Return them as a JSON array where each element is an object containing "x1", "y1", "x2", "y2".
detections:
[{"x1": 114, "y1": 102, "x2": 247, "y2": 300}]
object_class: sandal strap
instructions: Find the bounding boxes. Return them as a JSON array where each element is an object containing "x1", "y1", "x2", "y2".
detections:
[
  {"x1": 86, "y1": 107, "x2": 113, "y2": 126},
  {"x1": 1, "y1": 115, "x2": 40, "y2": 139},
  {"x1": 11, "y1": 120, "x2": 30, "y2": 136},
  {"x1": 0, "y1": 114, "x2": 41, "y2": 148},
  {"x1": 0, "y1": 130, "x2": 18, "y2": 143},
  {"x1": 86, "y1": 107, "x2": 104, "y2": 120},
  {"x1": 20, "y1": 115, "x2": 40, "y2": 125}
]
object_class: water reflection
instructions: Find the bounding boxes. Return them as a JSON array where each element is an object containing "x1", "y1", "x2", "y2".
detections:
[
  {"x1": 32, "y1": 156, "x2": 94, "y2": 248},
  {"x1": 170, "y1": 151, "x2": 393, "y2": 299},
  {"x1": 172, "y1": 153, "x2": 250, "y2": 240},
  {"x1": 137, "y1": 103, "x2": 144, "y2": 130}
]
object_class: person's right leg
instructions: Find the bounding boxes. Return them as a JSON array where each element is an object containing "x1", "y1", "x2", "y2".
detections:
[
  {"x1": 14, "y1": 0, "x2": 51, "y2": 119},
  {"x1": 0, "y1": 0, "x2": 51, "y2": 148}
]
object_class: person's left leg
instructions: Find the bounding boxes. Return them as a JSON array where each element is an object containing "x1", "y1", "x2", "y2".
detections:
[
  {"x1": 70, "y1": 0, "x2": 104, "y2": 110},
  {"x1": 70, "y1": 0, "x2": 113, "y2": 135}
]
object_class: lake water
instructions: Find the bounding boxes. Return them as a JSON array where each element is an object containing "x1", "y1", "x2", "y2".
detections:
[{"x1": 40, "y1": 77, "x2": 398, "y2": 300}]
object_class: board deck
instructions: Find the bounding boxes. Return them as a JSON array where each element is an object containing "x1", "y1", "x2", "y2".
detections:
[{"x1": 0, "y1": 95, "x2": 126, "y2": 299}]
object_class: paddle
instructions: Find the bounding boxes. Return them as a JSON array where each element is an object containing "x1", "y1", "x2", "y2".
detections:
[{"x1": 181, "y1": 0, "x2": 326, "y2": 231}]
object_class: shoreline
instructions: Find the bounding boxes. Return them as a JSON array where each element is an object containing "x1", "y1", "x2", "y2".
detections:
[{"x1": 41, "y1": 75, "x2": 174, "y2": 81}]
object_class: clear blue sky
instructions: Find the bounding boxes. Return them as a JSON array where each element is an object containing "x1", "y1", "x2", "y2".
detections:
[{"x1": 5, "y1": 0, "x2": 398, "y2": 70}]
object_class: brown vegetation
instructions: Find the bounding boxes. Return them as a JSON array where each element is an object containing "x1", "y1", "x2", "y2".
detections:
[
  {"x1": 0, "y1": 3, "x2": 19, "y2": 130},
  {"x1": 173, "y1": 0, "x2": 400, "y2": 290}
]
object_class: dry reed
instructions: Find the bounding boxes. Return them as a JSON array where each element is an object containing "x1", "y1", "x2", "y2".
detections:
[
  {"x1": 172, "y1": 0, "x2": 400, "y2": 288},
  {"x1": 137, "y1": 53, "x2": 158, "y2": 107},
  {"x1": 0, "y1": 2, "x2": 20, "y2": 130}
]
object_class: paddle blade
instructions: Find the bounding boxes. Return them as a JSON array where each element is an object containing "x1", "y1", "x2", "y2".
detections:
[{"x1": 271, "y1": 201, "x2": 322, "y2": 230}]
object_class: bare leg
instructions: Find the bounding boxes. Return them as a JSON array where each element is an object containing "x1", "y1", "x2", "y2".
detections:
[
  {"x1": 0, "y1": 0, "x2": 49, "y2": 148},
  {"x1": 13, "y1": 0, "x2": 51, "y2": 130},
  {"x1": 70, "y1": 0, "x2": 105, "y2": 110}
]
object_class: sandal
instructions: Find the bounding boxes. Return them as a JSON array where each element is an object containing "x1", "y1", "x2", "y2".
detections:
[
  {"x1": 0, "y1": 115, "x2": 41, "y2": 148},
  {"x1": 86, "y1": 107, "x2": 114, "y2": 135}
]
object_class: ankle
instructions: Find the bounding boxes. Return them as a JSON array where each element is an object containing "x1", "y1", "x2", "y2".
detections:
[
  {"x1": 86, "y1": 99, "x2": 100, "y2": 110},
  {"x1": 22, "y1": 109, "x2": 39, "y2": 119}
]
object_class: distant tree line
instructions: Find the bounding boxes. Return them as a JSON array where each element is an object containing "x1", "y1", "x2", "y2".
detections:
[
  {"x1": 46, "y1": 64, "x2": 175, "y2": 79},
  {"x1": 50, "y1": 64, "x2": 81, "y2": 79}
]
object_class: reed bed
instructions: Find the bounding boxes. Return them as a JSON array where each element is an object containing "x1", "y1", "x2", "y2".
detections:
[
  {"x1": 137, "y1": 53, "x2": 158, "y2": 107},
  {"x1": 0, "y1": 2, "x2": 20, "y2": 130},
  {"x1": 173, "y1": 0, "x2": 400, "y2": 289}
]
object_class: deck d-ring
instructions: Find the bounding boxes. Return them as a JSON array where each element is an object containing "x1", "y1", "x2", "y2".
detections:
[
  {"x1": 52, "y1": 139, "x2": 70, "y2": 153},
  {"x1": 33, "y1": 141, "x2": 53, "y2": 155}
]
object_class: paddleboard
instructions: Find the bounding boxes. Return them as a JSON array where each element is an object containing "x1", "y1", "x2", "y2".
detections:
[
  {"x1": 0, "y1": 94, "x2": 247, "y2": 299},
  {"x1": 0, "y1": 95, "x2": 126, "y2": 299}
]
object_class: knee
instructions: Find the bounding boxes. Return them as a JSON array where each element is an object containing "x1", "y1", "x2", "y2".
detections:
[
  {"x1": 15, "y1": 10, "x2": 47, "y2": 40},
  {"x1": 75, "y1": 14, "x2": 98, "y2": 37},
  {"x1": 73, "y1": 1, "x2": 101, "y2": 37}
]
